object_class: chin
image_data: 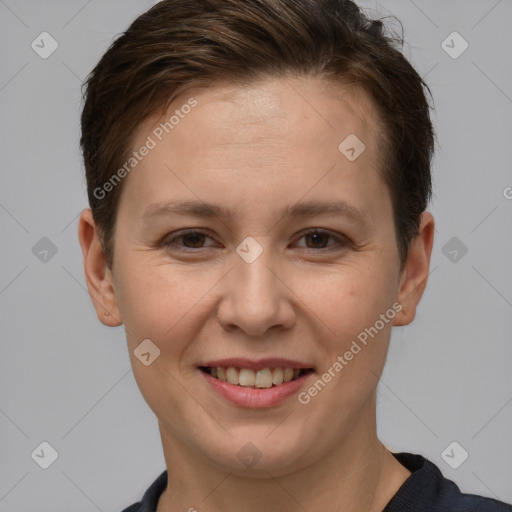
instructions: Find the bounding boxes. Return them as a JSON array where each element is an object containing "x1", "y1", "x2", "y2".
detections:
[{"x1": 200, "y1": 426, "x2": 314, "y2": 475}]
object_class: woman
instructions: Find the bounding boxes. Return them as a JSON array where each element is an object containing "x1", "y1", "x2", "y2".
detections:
[{"x1": 78, "y1": 0, "x2": 512, "y2": 510}]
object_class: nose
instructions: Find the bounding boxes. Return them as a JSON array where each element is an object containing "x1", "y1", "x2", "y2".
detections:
[{"x1": 216, "y1": 246, "x2": 296, "y2": 337}]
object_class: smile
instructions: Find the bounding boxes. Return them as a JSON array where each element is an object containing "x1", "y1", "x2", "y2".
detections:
[{"x1": 199, "y1": 366, "x2": 314, "y2": 389}]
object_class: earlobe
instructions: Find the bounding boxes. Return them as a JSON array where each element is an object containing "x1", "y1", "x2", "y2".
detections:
[
  {"x1": 78, "y1": 208, "x2": 123, "y2": 326},
  {"x1": 393, "y1": 212, "x2": 435, "y2": 327}
]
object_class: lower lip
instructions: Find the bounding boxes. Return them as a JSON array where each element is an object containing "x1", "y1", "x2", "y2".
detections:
[{"x1": 199, "y1": 369, "x2": 312, "y2": 408}]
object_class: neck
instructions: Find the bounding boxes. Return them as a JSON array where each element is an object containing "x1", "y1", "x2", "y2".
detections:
[{"x1": 156, "y1": 397, "x2": 410, "y2": 512}]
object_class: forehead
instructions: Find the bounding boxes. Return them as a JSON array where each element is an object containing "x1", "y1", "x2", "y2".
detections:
[
  {"x1": 119, "y1": 75, "x2": 388, "y2": 222},
  {"x1": 150, "y1": 76, "x2": 381, "y2": 150}
]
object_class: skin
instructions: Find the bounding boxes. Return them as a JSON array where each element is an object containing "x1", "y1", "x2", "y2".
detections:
[{"x1": 79, "y1": 75, "x2": 434, "y2": 512}]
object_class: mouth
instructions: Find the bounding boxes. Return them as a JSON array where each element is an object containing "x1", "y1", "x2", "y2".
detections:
[{"x1": 198, "y1": 366, "x2": 315, "y2": 389}]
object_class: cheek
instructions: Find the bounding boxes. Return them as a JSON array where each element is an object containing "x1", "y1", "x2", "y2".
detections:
[
  {"x1": 301, "y1": 263, "x2": 396, "y2": 339},
  {"x1": 304, "y1": 268, "x2": 398, "y2": 405},
  {"x1": 115, "y1": 259, "x2": 215, "y2": 417},
  {"x1": 301, "y1": 271, "x2": 397, "y2": 406},
  {"x1": 114, "y1": 257, "x2": 189, "y2": 343},
  {"x1": 114, "y1": 254, "x2": 227, "y2": 354}
]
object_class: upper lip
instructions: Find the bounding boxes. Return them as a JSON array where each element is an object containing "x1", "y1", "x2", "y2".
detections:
[{"x1": 199, "y1": 357, "x2": 314, "y2": 371}]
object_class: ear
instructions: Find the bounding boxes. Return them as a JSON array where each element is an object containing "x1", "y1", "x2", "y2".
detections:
[
  {"x1": 393, "y1": 211, "x2": 435, "y2": 326},
  {"x1": 78, "y1": 208, "x2": 122, "y2": 326}
]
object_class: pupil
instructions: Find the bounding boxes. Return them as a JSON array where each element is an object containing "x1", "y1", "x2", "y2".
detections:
[
  {"x1": 185, "y1": 233, "x2": 204, "y2": 247},
  {"x1": 308, "y1": 233, "x2": 327, "y2": 248}
]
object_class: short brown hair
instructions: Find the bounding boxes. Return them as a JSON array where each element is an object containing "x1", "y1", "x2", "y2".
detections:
[{"x1": 80, "y1": 0, "x2": 434, "y2": 271}]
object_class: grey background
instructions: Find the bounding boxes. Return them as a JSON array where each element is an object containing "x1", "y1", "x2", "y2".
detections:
[{"x1": 0, "y1": 0, "x2": 511, "y2": 511}]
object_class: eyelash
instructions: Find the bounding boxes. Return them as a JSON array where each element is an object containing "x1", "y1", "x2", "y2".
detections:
[{"x1": 162, "y1": 228, "x2": 350, "y2": 253}]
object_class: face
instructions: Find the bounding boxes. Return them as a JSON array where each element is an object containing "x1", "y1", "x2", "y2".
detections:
[{"x1": 80, "y1": 75, "x2": 432, "y2": 476}]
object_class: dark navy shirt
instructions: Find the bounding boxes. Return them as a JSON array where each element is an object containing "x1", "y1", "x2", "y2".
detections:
[{"x1": 121, "y1": 452, "x2": 512, "y2": 512}]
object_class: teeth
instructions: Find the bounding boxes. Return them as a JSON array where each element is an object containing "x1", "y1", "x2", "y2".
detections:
[
  {"x1": 283, "y1": 367, "x2": 294, "y2": 382},
  {"x1": 217, "y1": 367, "x2": 226, "y2": 381},
  {"x1": 255, "y1": 368, "x2": 273, "y2": 388},
  {"x1": 226, "y1": 366, "x2": 238, "y2": 385},
  {"x1": 239, "y1": 368, "x2": 255, "y2": 386},
  {"x1": 272, "y1": 367, "x2": 284, "y2": 385},
  {"x1": 206, "y1": 366, "x2": 307, "y2": 388}
]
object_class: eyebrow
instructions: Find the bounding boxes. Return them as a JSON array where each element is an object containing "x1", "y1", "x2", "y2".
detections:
[{"x1": 142, "y1": 199, "x2": 370, "y2": 225}]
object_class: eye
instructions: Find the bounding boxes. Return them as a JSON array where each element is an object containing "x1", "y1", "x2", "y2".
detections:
[
  {"x1": 163, "y1": 230, "x2": 216, "y2": 251},
  {"x1": 293, "y1": 229, "x2": 349, "y2": 250},
  {"x1": 162, "y1": 228, "x2": 349, "y2": 253}
]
